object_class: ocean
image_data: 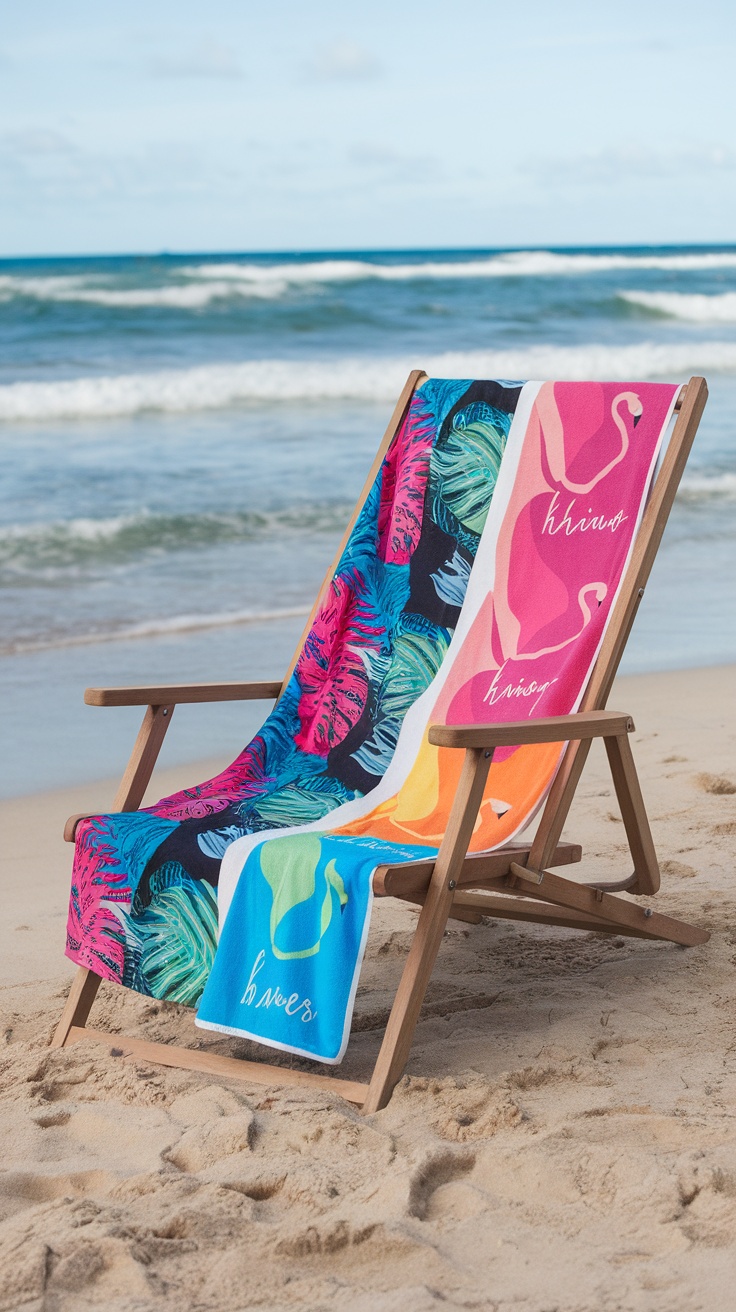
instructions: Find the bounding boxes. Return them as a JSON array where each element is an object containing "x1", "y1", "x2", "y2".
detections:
[{"x1": 1, "y1": 247, "x2": 734, "y2": 797}]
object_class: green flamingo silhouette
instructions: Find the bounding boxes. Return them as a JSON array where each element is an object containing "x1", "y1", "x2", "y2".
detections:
[{"x1": 259, "y1": 834, "x2": 348, "y2": 961}]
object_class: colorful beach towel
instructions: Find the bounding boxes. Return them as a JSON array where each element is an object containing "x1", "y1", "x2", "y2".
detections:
[
  {"x1": 195, "y1": 379, "x2": 679, "y2": 1062},
  {"x1": 66, "y1": 379, "x2": 522, "y2": 1001}
]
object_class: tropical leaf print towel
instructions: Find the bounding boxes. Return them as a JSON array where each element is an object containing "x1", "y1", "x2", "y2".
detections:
[{"x1": 65, "y1": 379, "x2": 520, "y2": 1004}]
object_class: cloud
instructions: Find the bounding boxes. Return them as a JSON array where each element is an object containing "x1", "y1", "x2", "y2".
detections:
[
  {"x1": 347, "y1": 141, "x2": 437, "y2": 184},
  {"x1": 148, "y1": 40, "x2": 242, "y2": 80},
  {"x1": 1, "y1": 128, "x2": 75, "y2": 156},
  {"x1": 348, "y1": 142, "x2": 402, "y2": 166},
  {"x1": 530, "y1": 142, "x2": 736, "y2": 188},
  {"x1": 307, "y1": 41, "x2": 381, "y2": 82}
]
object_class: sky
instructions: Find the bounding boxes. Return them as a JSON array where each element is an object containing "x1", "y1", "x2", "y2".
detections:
[{"x1": 1, "y1": 0, "x2": 735, "y2": 255}]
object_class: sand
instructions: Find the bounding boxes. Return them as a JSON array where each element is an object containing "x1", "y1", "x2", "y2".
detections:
[{"x1": 1, "y1": 664, "x2": 735, "y2": 1312}]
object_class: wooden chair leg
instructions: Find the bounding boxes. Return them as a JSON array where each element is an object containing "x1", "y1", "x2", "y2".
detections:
[
  {"x1": 51, "y1": 966, "x2": 102, "y2": 1048},
  {"x1": 363, "y1": 746, "x2": 492, "y2": 1114},
  {"x1": 604, "y1": 732, "x2": 660, "y2": 895},
  {"x1": 64, "y1": 702, "x2": 175, "y2": 843},
  {"x1": 362, "y1": 873, "x2": 457, "y2": 1113},
  {"x1": 112, "y1": 703, "x2": 175, "y2": 812}
]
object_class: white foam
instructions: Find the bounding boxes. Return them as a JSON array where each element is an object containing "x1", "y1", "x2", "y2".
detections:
[
  {"x1": 2, "y1": 251, "x2": 736, "y2": 311},
  {"x1": 184, "y1": 250, "x2": 736, "y2": 283},
  {"x1": 678, "y1": 471, "x2": 736, "y2": 500},
  {"x1": 4, "y1": 605, "x2": 311, "y2": 656},
  {"x1": 0, "y1": 505, "x2": 349, "y2": 570},
  {"x1": 1, "y1": 342, "x2": 735, "y2": 422},
  {"x1": 621, "y1": 290, "x2": 736, "y2": 322},
  {"x1": 0, "y1": 514, "x2": 140, "y2": 546},
  {"x1": 0, "y1": 274, "x2": 283, "y2": 307}
]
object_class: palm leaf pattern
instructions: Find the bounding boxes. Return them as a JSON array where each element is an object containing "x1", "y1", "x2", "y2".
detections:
[
  {"x1": 66, "y1": 379, "x2": 522, "y2": 998},
  {"x1": 122, "y1": 862, "x2": 218, "y2": 1005},
  {"x1": 430, "y1": 400, "x2": 512, "y2": 542}
]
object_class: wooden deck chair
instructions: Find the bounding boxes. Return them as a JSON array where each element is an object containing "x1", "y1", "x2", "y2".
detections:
[{"x1": 52, "y1": 372, "x2": 710, "y2": 1113}]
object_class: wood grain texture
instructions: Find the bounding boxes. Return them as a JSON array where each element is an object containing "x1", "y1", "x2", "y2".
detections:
[
  {"x1": 111, "y1": 704, "x2": 175, "y2": 812},
  {"x1": 63, "y1": 704, "x2": 177, "y2": 840},
  {"x1": 429, "y1": 710, "x2": 633, "y2": 750},
  {"x1": 372, "y1": 841, "x2": 583, "y2": 899},
  {"x1": 604, "y1": 733, "x2": 661, "y2": 895},
  {"x1": 395, "y1": 894, "x2": 485, "y2": 924},
  {"x1": 65, "y1": 1028, "x2": 369, "y2": 1104},
  {"x1": 50, "y1": 967, "x2": 102, "y2": 1047},
  {"x1": 363, "y1": 747, "x2": 492, "y2": 1113},
  {"x1": 448, "y1": 890, "x2": 660, "y2": 938},
  {"x1": 64, "y1": 812, "x2": 97, "y2": 843},
  {"x1": 507, "y1": 862, "x2": 709, "y2": 946},
  {"x1": 85, "y1": 681, "x2": 283, "y2": 707}
]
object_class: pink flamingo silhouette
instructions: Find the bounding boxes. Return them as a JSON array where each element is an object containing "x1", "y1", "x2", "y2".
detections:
[{"x1": 536, "y1": 387, "x2": 643, "y2": 495}]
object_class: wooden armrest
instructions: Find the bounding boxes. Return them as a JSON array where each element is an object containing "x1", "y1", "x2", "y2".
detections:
[
  {"x1": 428, "y1": 709, "x2": 634, "y2": 750},
  {"x1": 84, "y1": 681, "x2": 283, "y2": 707}
]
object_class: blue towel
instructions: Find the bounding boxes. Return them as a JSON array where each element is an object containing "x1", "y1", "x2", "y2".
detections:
[{"x1": 196, "y1": 834, "x2": 435, "y2": 1061}]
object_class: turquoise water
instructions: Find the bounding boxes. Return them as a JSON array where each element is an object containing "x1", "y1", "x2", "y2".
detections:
[{"x1": 1, "y1": 247, "x2": 734, "y2": 795}]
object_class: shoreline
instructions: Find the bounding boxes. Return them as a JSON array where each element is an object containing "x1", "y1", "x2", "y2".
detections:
[{"x1": 4, "y1": 660, "x2": 734, "y2": 806}]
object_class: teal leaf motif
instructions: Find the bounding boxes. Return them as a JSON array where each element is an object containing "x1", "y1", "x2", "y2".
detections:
[
  {"x1": 252, "y1": 782, "x2": 348, "y2": 827},
  {"x1": 430, "y1": 402, "x2": 510, "y2": 537},
  {"x1": 126, "y1": 862, "x2": 218, "y2": 1006}
]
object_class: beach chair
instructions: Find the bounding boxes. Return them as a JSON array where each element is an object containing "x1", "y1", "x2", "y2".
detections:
[{"x1": 52, "y1": 372, "x2": 709, "y2": 1113}]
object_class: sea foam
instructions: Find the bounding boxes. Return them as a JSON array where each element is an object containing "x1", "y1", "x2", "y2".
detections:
[
  {"x1": 183, "y1": 250, "x2": 736, "y2": 282},
  {"x1": 0, "y1": 274, "x2": 284, "y2": 307},
  {"x1": 620, "y1": 290, "x2": 736, "y2": 322},
  {"x1": 2, "y1": 343, "x2": 736, "y2": 421},
  {"x1": 678, "y1": 471, "x2": 736, "y2": 500},
  {"x1": 4, "y1": 250, "x2": 736, "y2": 311},
  {"x1": 3, "y1": 606, "x2": 311, "y2": 657},
  {"x1": 0, "y1": 505, "x2": 351, "y2": 572}
]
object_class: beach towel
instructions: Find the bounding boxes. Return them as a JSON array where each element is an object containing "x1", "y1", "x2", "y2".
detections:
[
  {"x1": 66, "y1": 378, "x2": 522, "y2": 1002},
  {"x1": 195, "y1": 379, "x2": 679, "y2": 1062}
]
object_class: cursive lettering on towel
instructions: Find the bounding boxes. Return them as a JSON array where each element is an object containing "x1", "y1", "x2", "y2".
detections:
[
  {"x1": 240, "y1": 949, "x2": 317, "y2": 1022},
  {"x1": 483, "y1": 662, "x2": 558, "y2": 716},
  {"x1": 542, "y1": 491, "x2": 628, "y2": 537}
]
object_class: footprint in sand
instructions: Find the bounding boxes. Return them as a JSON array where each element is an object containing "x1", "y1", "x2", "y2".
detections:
[
  {"x1": 660, "y1": 859, "x2": 698, "y2": 879},
  {"x1": 165, "y1": 1085, "x2": 256, "y2": 1172},
  {"x1": 396, "y1": 1075, "x2": 522, "y2": 1144},
  {"x1": 695, "y1": 772, "x2": 736, "y2": 795},
  {"x1": 407, "y1": 1148, "x2": 477, "y2": 1219},
  {"x1": 165, "y1": 1114, "x2": 256, "y2": 1172}
]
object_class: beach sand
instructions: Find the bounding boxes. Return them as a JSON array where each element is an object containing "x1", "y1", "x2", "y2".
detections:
[{"x1": 1, "y1": 664, "x2": 735, "y2": 1311}]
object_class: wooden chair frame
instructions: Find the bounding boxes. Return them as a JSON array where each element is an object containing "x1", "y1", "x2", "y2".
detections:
[{"x1": 52, "y1": 373, "x2": 710, "y2": 1113}]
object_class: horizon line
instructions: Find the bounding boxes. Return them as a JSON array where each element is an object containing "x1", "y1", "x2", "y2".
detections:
[{"x1": 2, "y1": 240, "x2": 736, "y2": 264}]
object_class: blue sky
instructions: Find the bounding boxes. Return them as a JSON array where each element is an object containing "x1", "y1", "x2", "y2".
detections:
[{"x1": 1, "y1": 0, "x2": 735, "y2": 254}]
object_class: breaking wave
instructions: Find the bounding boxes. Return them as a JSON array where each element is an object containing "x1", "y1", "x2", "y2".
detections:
[
  {"x1": 0, "y1": 274, "x2": 285, "y2": 307},
  {"x1": 678, "y1": 471, "x2": 736, "y2": 501},
  {"x1": 2, "y1": 342, "x2": 736, "y2": 421},
  {"x1": 620, "y1": 290, "x2": 736, "y2": 322},
  {"x1": 0, "y1": 504, "x2": 350, "y2": 573},
  {"x1": 183, "y1": 250, "x2": 736, "y2": 282},
  {"x1": 2, "y1": 466, "x2": 729, "y2": 591},
  {"x1": 3, "y1": 250, "x2": 736, "y2": 310}
]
